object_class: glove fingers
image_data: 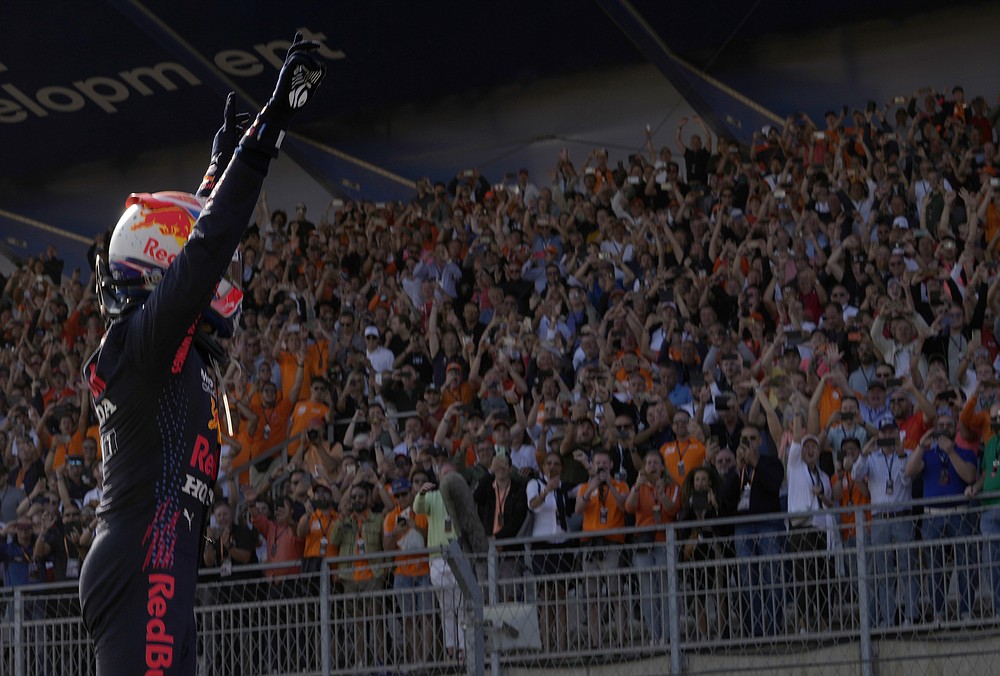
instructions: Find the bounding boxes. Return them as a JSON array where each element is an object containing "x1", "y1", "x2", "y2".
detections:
[
  {"x1": 234, "y1": 112, "x2": 252, "y2": 134},
  {"x1": 223, "y1": 91, "x2": 236, "y2": 128}
]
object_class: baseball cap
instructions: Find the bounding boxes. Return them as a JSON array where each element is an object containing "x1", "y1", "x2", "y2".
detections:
[
  {"x1": 892, "y1": 216, "x2": 909, "y2": 229},
  {"x1": 391, "y1": 478, "x2": 412, "y2": 495},
  {"x1": 493, "y1": 415, "x2": 511, "y2": 429},
  {"x1": 801, "y1": 434, "x2": 821, "y2": 447},
  {"x1": 364, "y1": 326, "x2": 379, "y2": 338},
  {"x1": 878, "y1": 415, "x2": 898, "y2": 431},
  {"x1": 313, "y1": 483, "x2": 332, "y2": 494}
]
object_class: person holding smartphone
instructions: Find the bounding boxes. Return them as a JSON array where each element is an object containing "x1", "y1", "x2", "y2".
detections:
[{"x1": 852, "y1": 417, "x2": 917, "y2": 628}]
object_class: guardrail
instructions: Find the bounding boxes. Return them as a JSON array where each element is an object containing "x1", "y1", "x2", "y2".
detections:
[{"x1": 4, "y1": 492, "x2": 1000, "y2": 675}]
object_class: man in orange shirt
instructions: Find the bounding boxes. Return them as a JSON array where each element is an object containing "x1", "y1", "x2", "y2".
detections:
[
  {"x1": 249, "y1": 380, "x2": 296, "y2": 489},
  {"x1": 288, "y1": 378, "x2": 332, "y2": 457},
  {"x1": 329, "y1": 482, "x2": 387, "y2": 670},
  {"x1": 296, "y1": 483, "x2": 339, "y2": 574},
  {"x1": 382, "y1": 478, "x2": 432, "y2": 665},
  {"x1": 575, "y1": 448, "x2": 629, "y2": 647},
  {"x1": 660, "y1": 409, "x2": 707, "y2": 486},
  {"x1": 441, "y1": 361, "x2": 473, "y2": 409}
]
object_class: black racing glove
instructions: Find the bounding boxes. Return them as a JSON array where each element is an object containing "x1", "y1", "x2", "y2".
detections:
[
  {"x1": 240, "y1": 32, "x2": 327, "y2": 160},
  {"x1": 197, "y1": 92, "x2": 251, "y2": 198}
]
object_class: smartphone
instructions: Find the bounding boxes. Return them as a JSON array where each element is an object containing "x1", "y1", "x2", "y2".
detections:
[
  {"x1": 785, "y1": 330, "x2": 803, "y2": 346},
  {"x1": 886, "y1": 377, "x2": 903, "y2": 388},
  {"x1": 866, "y1": 100, "x2": 877, "y2": 113},
  {"x1": 691, "y1": 491, "x2": 709, "y2": 511},
  {"x1": 688, "y1": 370, "x2": 706, "y2": 387},
  {"x1": 547, "y1": 417, "x2": 565, "y2": 426},
  {"x1": 992, "y1": 178, "x2": 1000, "y2": 188},
  {"x1": 598, "y1": 252, "x2": 611, "y2": 261},
  {"x1": 627, "y1": 176, "x2": 640, "y2": 185},
  {"x1": 464, "y1": 169, "x2": 474, "y2": 177},
  {"x1": 774, "y1": 189, "x2": 786, "y2": 200},
  {"x1": 876, "y1": 437, "x2": 896, "y2": 449},
  {"x1": 813, "y1": 132, "x2": 826, "y2": 141},
  {"x1": 893, "y1": 96, "x2": 908, "y2": 104}
]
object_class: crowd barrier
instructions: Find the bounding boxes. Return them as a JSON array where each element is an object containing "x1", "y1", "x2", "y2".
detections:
[{"x1": 4, "y1": 493, "x2": 1000, "y2": 675}]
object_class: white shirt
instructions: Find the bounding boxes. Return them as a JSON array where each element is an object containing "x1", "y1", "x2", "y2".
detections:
[
  {"x1": 526, "y1": 478, "x2": 567, "y2": 543},
  {"x1": 786, "y1": 442, "x2": 832, "y2": 528},
  {"x1": 366, "y1": 346, "x2": 396, "y2": 384}
]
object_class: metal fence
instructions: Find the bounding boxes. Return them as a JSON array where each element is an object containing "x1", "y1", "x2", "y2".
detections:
[{"x1": 5, "y1": 494, "x2": 1000, "y2": 675}]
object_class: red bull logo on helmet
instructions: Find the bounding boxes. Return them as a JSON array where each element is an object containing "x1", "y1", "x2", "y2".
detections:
[{"x1": 126, "y1": 192, "x2": 200, "y2": 250}]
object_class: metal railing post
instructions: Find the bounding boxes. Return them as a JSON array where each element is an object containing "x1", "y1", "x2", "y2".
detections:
[
  {"x1": 13, "y1": 588, "x2": 24, "y2": 676},
  {"x1": 855, "y1": 507, "x2": 874, "y2": 676},
  {"x1": 488, "y1": 541, "x2": 500, "y2": 676},
  {"x1": 320, "y1": 559, "x2": 331, "y2": 676},
  {"x1": 443, "y1": 541, "x2": 485, "y2": 676},
  {"x1": 666, "y1": 526, "x2": 682, "y2": 674}
]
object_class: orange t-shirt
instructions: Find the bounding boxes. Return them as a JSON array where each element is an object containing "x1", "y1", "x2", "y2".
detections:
[
  {"x1": 659, "y1": 438, "x2": 706, "y2": 486},
  {"x1": 49, "y1": 430, "x2": 85, "y2": 472},
  {"x1": 835, "y1": 470, "x2": 871, "y2": 542},
  {"x1": 626, "y1": 482, "x2": 681, "y2": 541},
  {"x1": 251, "y1": 513, "x2": 304, "y2": 578},
  {"x1": 276, "y1": 351, "x2": 311, "y2": 402},
  {"x1": 302, "y1": 509, "x2": 340, "y2": 558},
  {"x1": 287, "y1": 401, "x2": 330, "y2": 457},
  {"x1": 817, "y1": 384, "x2": 847, "y2": 432},
  {"x1": 577, "y1": 479, "x2": 629, "y2": 543},
  {"x1": 250, "y1": 399, "x2": 294, "y2": 461},
  {"x1": 383, "y1": 506, "x2": 431, "y2": 577}
]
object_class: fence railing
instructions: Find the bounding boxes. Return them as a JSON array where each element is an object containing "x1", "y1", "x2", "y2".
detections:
[{"x1": 5, "y1": 493, "x2": 1000, "y2": 675}]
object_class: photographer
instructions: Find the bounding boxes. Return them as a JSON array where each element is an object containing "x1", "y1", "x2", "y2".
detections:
[
  {"x1": 575, "y1": 448, "x2": 628, "y2": 648},
  {"x1": 905, "y1": 414, "x2": 977, "y2": 622},
  {"x1": 626, "y1": 450, "x2": 680, "y2": 644},
  {"x1": 676, "y1": 464, "x2": 723, "y2": 639},
  {"x1": 851, "y1": 417, "x2": 916, "y2": 627}
]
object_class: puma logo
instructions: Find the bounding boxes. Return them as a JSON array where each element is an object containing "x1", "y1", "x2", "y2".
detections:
[{"x1": 288, "y1": 65, "x2": 323, "y2": 109}]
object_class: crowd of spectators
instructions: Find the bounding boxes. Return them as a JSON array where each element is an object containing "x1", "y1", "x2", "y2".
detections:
[{"x1": 4, "y1": 85, "x2": 1000, "y2": 658}]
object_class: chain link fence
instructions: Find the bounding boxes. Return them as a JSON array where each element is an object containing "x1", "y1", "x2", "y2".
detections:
[{"x1": 4, "y1": 494, "x2": 1000, "y2": 675}]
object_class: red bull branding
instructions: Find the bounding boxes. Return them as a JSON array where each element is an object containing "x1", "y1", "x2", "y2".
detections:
[{"x1": 126, "y1": 192, "x2": 200, "y2": 249}]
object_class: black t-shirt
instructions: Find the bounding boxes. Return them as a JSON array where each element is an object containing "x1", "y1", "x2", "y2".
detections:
[{"x1": 684, "y1": 147, "x2": 712, "y2": 184}]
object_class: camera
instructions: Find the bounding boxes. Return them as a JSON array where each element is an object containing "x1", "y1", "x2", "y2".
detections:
[
  {"x1": 876, "y1": 437, "x2": 896, "y2": 449},
  {"x1": 307, "y1": 429, "x2": 320, "y2": 442}
]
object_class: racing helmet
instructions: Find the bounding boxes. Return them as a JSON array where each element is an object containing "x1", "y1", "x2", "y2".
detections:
[{"x1": 96, "y1": 191, "x2": 244, "y2": 337}]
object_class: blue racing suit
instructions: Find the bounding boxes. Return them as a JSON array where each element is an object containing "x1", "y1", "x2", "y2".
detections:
[{"x1": 79, "y1": 158, "x2": 262, "y2": 676}]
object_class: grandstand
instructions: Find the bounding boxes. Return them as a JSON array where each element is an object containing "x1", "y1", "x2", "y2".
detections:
[{"x1": 3, "y1": 3, "x2": 1000, "y2": 675}]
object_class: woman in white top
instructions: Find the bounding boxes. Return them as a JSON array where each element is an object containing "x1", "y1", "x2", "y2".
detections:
[{"x1": 526, "y1": 452, "x2": 574, "y2": 651}]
